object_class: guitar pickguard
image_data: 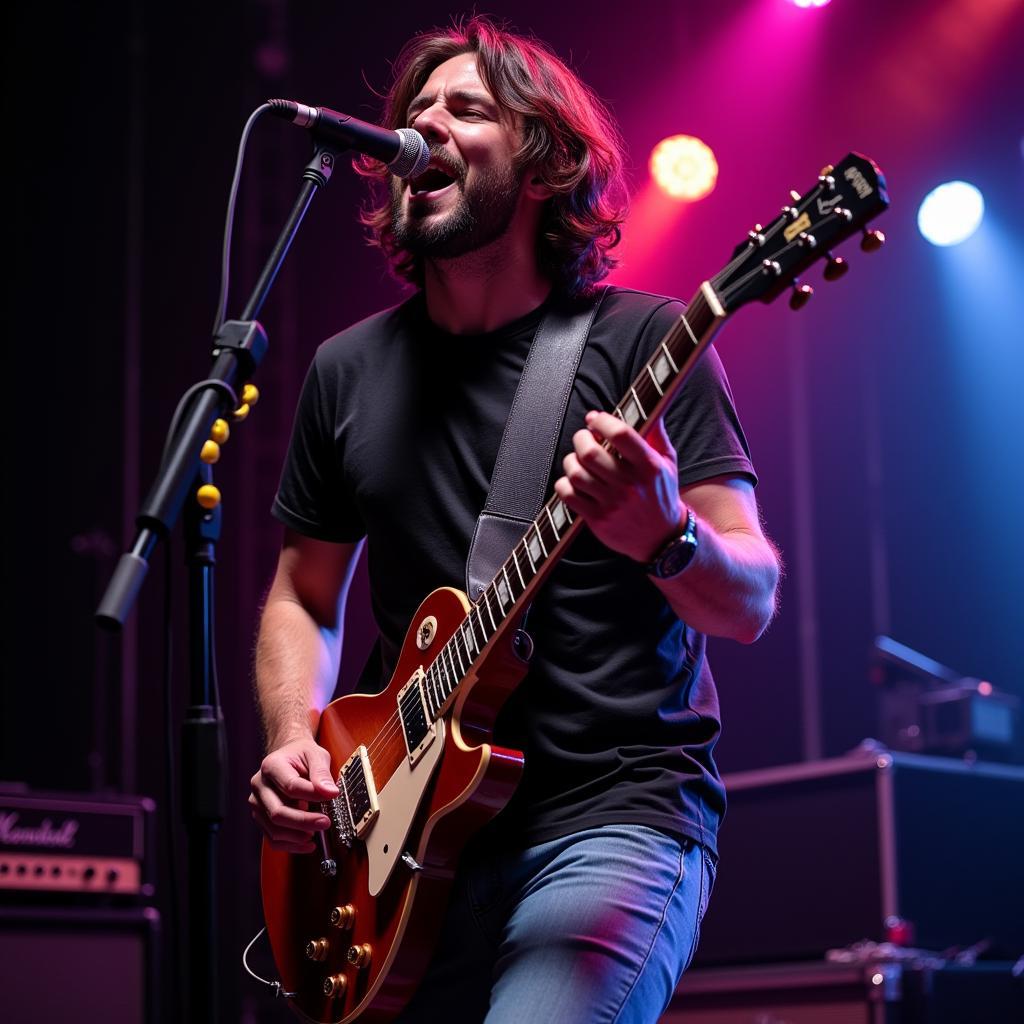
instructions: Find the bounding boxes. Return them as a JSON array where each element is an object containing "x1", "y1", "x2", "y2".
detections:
[{"x1": 363, "y1": 717, "x2": 445, "y2": 897}]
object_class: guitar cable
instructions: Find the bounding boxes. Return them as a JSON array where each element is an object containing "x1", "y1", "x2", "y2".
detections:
[{"x1": 242, "y1": 926, "x2": 296, "y2": 999}]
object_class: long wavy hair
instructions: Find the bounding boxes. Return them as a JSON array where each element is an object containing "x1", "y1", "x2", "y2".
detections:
[{"x1": 357, "y1": 16, "x2": 627, "y2": 296}]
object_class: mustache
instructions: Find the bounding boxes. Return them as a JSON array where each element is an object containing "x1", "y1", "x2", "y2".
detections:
[{"x1": 426, "y1": 144, "x2": 466, "y2": 184}]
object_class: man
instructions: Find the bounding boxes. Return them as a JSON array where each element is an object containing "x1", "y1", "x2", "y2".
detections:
[{"x1": 250, "y1": 16, "x2": 780, "y2": 1023}]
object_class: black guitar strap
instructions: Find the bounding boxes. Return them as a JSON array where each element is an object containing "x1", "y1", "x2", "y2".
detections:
[{"x1": 465, "y1": 286, "x2": 608, "y2": 601}]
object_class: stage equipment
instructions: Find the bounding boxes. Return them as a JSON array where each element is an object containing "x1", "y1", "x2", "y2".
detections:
[
  {"x1": 918, "y1": 180, "x2": 984, "y2": 246},
  {"x1": 664, "y1": 959, "x2": 1023, "y2": 1023},
  {"x1": 267, "y1": 100, "x2": 428, "y2": 179},
  {"x1": 692, "y1": 749, "x2": 1024, "y2": 967},
  {"x1": 874, "y1": 635, "x2": 1020, "y2": 762},
  {"x1": 0, "y1": 788, "x2": 155, "y2": 898},
  {"x1": 649, "y1": 135, "x2": 718, "y2": 201}
]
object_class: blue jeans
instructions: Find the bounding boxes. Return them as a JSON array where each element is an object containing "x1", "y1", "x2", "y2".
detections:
[{"x1": 396, "y1": 824, "x2": 714, "y2": 1024}]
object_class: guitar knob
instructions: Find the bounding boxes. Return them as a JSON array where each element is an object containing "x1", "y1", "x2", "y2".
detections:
[
  {"x1": 330, "y1": 904, "x2": 356, "y2": 929},
  {"x1": 823, "y1": 254, "x2": 849, "y2": 281},
  {"x1": 789, "y1": 283, "x2": 814, "y2": 310},
  {"x1": 323, "y1": 974, "x2": 348, "y2": 998},
  {"x1": 347, "y1": 943, "x2": 372, "y2": 968},
  {"x1": 861, "y1": 228, "x2": 885, "y2": 252},
  {"x1": 305, "y1": 937, "x2": 329, "y2": 962}
]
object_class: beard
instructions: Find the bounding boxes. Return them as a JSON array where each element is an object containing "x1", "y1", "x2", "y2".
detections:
[{"x1": 390, "y1": 150, "x2": 523, "y2": 261}]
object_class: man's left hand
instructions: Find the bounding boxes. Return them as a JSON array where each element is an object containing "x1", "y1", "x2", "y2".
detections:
[{"x1": 554, "y1": 410, "x2": 682, "y2": 563}]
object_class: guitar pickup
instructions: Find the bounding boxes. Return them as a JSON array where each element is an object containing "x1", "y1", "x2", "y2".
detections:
[
  {"x1": 398, "y1": 672, "x2": 438, "y2": 767},
  {"x1": 339, "y1": 745, "x2": 379, "y2": 838}
]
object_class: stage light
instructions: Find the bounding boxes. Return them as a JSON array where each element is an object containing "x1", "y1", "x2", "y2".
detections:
[
  {"x1": 649, "y1": 135, "x2": 718, "y2": 201},
  {"x1": 789, "y1": 0, "x2": 831, "y2": 8},
  {"x1": 917, "y1": 181, "x2": 985, "y2": 246}
]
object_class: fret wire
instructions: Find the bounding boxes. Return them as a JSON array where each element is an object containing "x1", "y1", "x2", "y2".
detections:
[
  {"x1": 629, "y1": 385, "x2": 646, "y2": 420},
  {"x1": 533, "y1": 521, "x2": 548, "y2": 558},
  {"x1": 427, "y1": 669, "x2": 440, "y2": 714},
  {"x1": 678, "y1": 312, "x2": 700, "y2": 349},
  {"x1": 501, "y1": 564, "x2": 516, "y2": 603},
  {"x1": 450, "y1": 638, "x2": 467, "y2": 677},
  {"x1": 474, "y1": 604, "x2": 488, "y2": 646},
  {"x1": 483, "y1": 590, "x2": 497, "y2": 631},
  {"x1": 645, "y1": 363, "x2": 664, "y2": 395},
  {"x1": 511, "y1": 548, "x2": 526, "y2": 589},
  {"x1": 493, "y1": 578, "x2": 507, "y2": 615},
  {"x1": 661, "y1": 341, "x2": 679, "y2": 374},
  {"x1": 545, "y1": 505, "x2": 559, "y2": 540},
  {"x1": 443, "y1": 646, "x2": 459, "y2": 691},
  {"x1": 462, "y1": 620, "x2": 478, "y2": 656},
  {"x1": 522, "y1": 538, "x2": 536, "y2": 573},
  {"x1": 437, "y1": 653, "x2": 451, "y2": 694},
  {"x1": 613, "y1": 405, "x2": 625, "y2": 420}
]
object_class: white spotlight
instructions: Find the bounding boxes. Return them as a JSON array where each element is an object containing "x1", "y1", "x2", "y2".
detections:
[{"x1": 917, "y1": 181, "x2": 985, "y2": 247}]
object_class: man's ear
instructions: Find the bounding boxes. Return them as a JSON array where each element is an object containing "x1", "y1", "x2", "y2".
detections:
[{"x1": 523, "y1": 169, "x2": 553, "y2": 201}]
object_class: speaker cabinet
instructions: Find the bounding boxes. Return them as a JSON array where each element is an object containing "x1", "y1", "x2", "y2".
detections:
[
  {"x1": 0, "y1": 905, "x2": 161, "y2": 1024},
  {"x1": 695, "y1": 750, "x2": 1024, "y2": 966}
]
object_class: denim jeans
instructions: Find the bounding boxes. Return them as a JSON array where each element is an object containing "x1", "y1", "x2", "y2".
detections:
[{"x1": 396, "y1": 823, "x2": 714, "y2": 1024}]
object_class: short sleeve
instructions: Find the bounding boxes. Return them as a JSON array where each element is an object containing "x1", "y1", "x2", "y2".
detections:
[
  {"x1": 271, "y1": 356, "x2": 366, "y2": 542},
  {"x1": 628, "y1": 298, "x2": 757, "y2": 488}
]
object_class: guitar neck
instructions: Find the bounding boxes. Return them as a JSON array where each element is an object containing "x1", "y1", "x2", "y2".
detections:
[{"x1": 418, "y1": 283, "x2": 730, "y2": 723}]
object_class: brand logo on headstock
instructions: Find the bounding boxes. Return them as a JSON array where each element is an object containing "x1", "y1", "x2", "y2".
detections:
[
  {"x1": 844, "y1": 166, "x2": 874, "y2": 200},
  {"x1": 817, "y1": 194, "x2": 843, "y2": 215}
]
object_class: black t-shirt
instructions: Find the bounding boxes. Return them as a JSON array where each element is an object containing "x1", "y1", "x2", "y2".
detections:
[{"x1": 273, "y1": 286, "x2": 756, "y2": 857}]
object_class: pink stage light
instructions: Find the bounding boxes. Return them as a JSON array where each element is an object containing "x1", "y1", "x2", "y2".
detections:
[
  {"x1": 649, "y1": 135, "x2": 718, "y2": 202},
  {"x1": 789, "y1": 0, "x2": 831, "y2": 8}
]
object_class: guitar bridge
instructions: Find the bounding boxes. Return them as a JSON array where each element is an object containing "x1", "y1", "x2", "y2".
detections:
[{"x1": 323, "y1": 745, "x2": 379, "y2": 844}]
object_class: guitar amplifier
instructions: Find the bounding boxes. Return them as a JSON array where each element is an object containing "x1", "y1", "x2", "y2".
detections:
[
  {"x1": 0, "y1": 788, "x2": 156, "y2": 899},
  {"x1": 663, "y1": 960, "x2": 1024, "y2": 1023},
  {"x1": 693, "y1": 750, "x2": 1024, "y2": 966}
]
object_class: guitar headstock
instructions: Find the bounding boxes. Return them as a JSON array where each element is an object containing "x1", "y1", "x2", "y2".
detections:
[{"x1": 712, "y1": 152, "x2": 889, "y2": 313}]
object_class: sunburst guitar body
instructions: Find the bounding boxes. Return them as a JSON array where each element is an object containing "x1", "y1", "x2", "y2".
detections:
[{"x1": 261, "y1": 585, "x2": 526, "y2": 1023}]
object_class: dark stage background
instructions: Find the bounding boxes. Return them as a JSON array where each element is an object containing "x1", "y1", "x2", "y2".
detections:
[{"x1": 4, "y1": 1, "x2": 1023, "y2": 1020}]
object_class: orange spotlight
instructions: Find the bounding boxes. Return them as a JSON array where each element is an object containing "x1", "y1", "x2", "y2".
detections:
[{"x1": 649, "y1": 135, "x2": 718, "y2": 201}]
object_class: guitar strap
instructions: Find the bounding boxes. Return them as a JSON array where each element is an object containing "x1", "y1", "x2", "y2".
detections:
[{"x1": 465, "y1": 286, "x2": 608, "y2": 602}]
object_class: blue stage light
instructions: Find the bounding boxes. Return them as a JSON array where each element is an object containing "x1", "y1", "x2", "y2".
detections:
[{"x1": 917, "y1": 181, "x2": 985, "y2": 247}]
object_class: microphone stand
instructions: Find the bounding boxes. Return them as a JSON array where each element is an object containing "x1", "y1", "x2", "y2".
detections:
[{"x1": 97, "y1": 140, "x2": 342, "y2": 1024}]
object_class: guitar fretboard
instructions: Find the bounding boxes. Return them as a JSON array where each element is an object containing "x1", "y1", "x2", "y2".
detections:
[{"x1": 418, "y1": 283, "x2": 726, "y2": 722}]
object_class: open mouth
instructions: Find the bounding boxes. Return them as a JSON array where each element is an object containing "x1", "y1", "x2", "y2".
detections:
[{"x1": 409, "y1": 166, "x2": 458, "y2": 199}]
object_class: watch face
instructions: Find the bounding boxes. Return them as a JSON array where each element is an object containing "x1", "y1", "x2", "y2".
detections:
[{"x1": 658, "y1": 536, "x2": 697, "y2": 577}]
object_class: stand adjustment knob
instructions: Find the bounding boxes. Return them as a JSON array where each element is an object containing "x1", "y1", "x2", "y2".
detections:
[{"x1": 196, "y1": 484, "x2": 221, "y2": 510}]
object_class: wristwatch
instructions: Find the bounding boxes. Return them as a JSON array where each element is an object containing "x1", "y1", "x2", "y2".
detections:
[{"x1": 644, "y1": 507, "x2": 699, "y2": 579}]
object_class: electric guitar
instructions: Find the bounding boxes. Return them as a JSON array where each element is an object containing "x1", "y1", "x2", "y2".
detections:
[{"x1": 260, "y1": 153, "x2": 889, "y2": 1022}]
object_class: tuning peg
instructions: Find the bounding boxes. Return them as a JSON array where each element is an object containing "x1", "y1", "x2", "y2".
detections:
[
  {"x1": 823, "y1": 254, "x2": 849, "y2": 281},
  {"x1": 789, "y1": 282, "x2": 814, "y2": 310},
  {"x1": 819, "y1": 164, "x2": 834, "y2": 177},
  {"x1": 861, "y1": 228, "x2": 885, "y2": 252},
  {"x1": 789, "y1": 190, "x2": 802, "y2": 203}
]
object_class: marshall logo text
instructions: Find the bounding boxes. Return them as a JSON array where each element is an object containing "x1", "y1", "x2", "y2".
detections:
[{"x1": 0, "y1": 812, "x2": 80, "y2": 849}]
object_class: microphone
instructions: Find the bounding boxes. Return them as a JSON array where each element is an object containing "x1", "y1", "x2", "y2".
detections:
[{"x1": 267, "y1": 98, "x2": 430, "y2": 179}]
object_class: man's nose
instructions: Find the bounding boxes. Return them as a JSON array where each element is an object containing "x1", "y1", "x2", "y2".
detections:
[{"x1": 412, "y1": 105, "x2": 450, "y2": 145}]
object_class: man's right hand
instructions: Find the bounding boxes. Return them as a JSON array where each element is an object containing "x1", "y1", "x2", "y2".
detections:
[{"x1": 249, "y1": 735, "x2": 341, "y2": 854}]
